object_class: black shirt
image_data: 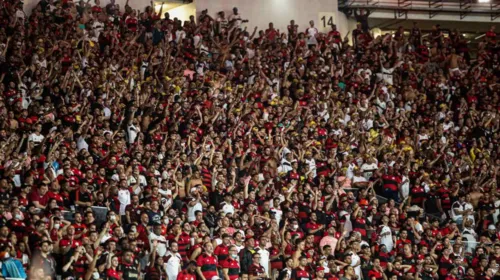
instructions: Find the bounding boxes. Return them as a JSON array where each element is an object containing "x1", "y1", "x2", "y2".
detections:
[
  {"x1": 118, "y1": 259, "x2": 140, "y2": 280},
  {"x1": 424, "y1": 192, "x2": 440, "y2": 214}
]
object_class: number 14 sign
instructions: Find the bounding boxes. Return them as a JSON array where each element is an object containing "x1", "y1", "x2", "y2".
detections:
[{"x1": 318, "y1": 12, "x2": 336, "y2": 33}]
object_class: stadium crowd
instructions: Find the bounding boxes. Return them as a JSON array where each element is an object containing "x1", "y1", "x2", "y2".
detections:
[{"x1": 0, "y1": 0, "x2": 498, "y2": 279}]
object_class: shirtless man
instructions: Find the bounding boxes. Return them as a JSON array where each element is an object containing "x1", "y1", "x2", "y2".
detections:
[
  {"x1": 447, "y1": 48, "x2": 461, "y2": 76},
  {"x1": 469, "y1": 182, "x2": 484, "y2": 209},
  {"x1": 188, "y1": 168, "x2": 203, "y2": 194}
]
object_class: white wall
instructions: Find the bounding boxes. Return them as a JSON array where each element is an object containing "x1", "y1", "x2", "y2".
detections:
[
  {"x1": 23, "y1": 0, "x2": 38, "y2": 14},
  {"x1": 24, "y1": 0, "x2": 150, "y2": 15},
  {"x1": 156, "y1": 2, "x2": 196, "y2": 21},
  {"x1": 195, "y1": 0, "x2": 355, "y2": 36},
  {"x1": 23, "y1": 0, "x2": 356, "y2": 38}
]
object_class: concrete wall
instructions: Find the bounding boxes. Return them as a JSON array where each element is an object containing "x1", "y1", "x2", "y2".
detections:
[
  {"x1": 195, "y1": 0, "x2": 356, "y2": 38},
  {"x1": 369, "y1": 10, "x2": 500, "y2": 23},
  {"x1": 24, "y1": 0, "x2": 150, "y2": 15},
  {"x1": 155, "y1": 2, "x2": 196, "y2": 21},
  {"x1": 21, "y1": 0, "x2": 358, "y2": 40}
]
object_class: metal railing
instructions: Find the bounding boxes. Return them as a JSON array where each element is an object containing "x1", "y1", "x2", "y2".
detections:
[{"x1": 339, "y1": 0, "x2": 500, "y2": 20}]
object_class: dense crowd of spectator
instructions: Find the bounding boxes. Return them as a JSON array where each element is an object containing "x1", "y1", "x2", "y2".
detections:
[{"x1": 0, "y1": 0, "x2": 498, "y2": 279}]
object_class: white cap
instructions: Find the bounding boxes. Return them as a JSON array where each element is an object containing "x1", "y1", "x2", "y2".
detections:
[{"x1": 488, "y1": 225, "x2": 496, "y2": 230}]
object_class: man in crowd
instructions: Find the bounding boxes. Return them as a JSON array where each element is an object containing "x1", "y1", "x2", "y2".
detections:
[{"x1": 0, "y1": 1, "x2": 497, "y2": 280}]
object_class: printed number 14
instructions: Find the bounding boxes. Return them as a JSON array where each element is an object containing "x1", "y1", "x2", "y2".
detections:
[{"x1": 321, "y1": 16, "x2": 334, "y2": 27}]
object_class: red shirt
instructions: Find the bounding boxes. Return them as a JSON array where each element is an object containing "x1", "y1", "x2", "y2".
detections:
[
  {"x1": 177, "y1": 271, "x2": 196, "y2": 280},
  {"x1": 305, "y1": 222, "x2": 323, "y2": 243},
  {"x1": 29, "y1": 190, "x2": 49, "y2": 206},
  {"x1": 59, "y1": 238, "x2": 82, "y2": 249},
  {"x1": 214, "y1": 244, "x2": 229, "y2": 263},
  {"x1": 221, "y1": 258, "x2": 240, "y2": 280},
  {"x1": 47, "y1": 191, "x2": 64, "y2": 206},
  {"x1": 382, "y1": 174, "x2": 401, "y2": 191},
  {"x1": 106, "y1": 268, "x2": 120, "y2": 280},
  {"x1": 196, "y1": 253, "x2": 218, "y2": 280},
  {"x1": 72, "y1": 223, "x2": 87, "y2": 236},
  {"x1": 368, "y1": 269, "x2": 383, "y2": 279}
]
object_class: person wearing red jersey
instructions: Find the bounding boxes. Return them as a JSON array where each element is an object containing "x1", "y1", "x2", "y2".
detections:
[
  {"x1": 125, "y1": 194, "x2": 142, "y2": 224},
  {"x1": 222, "y1": 245, "x2": 240, "y2": 280},
  {"x1": 215, "y1": 233, "x2": 232, "y2": 263},
  {"x1": 59, "y1": 226, "x2": 83, "y2": 256},
  {"x1": 291, "y1": 256, "x2": 311, "y2": 280},
  {"x1": 444, "y1": 266, "x2": 460, "y2": 280},
  {"x1": 7, "y1": 208, "x2": 27, "y2": 240},
  {"x1": 367, "y1": 258, "x2": 386, "y2": 280},
  {"x1": 30, "y1": 183, "x2": 50, "y2": 210},
  {"x1": 305, "y1": 212, "x2": 324, "y2": 243},
  {"x1": 105, "y1": 254, "x2": 121, "y2": 280},
  {"x1": 71, "y1": 212, "x2": 88, "y2": 239},
  {"x1": 381, "y1": 168, "x2": 402, "y2": 203},
  {"x1": 125, "y1": 10, "x2": 139, "y2": 32},
  {"x1": 248, "y1": 252, "x2": 267, "y2": 280},
  {"x1": 314, "y1": 266, "x2": 326, "y2": 280},
  {"x1": 196, "y1": 242, "x2": 218, "y2": 280},
  {"x1": 485, "y1": 25, "x2": 497, "y2": 44},
  {"x1": 177, "y1": 261, "x2": 197, "y2": 280},
  {"x1": 438, "y1": 247, "x2": 454, "y2": 279}
]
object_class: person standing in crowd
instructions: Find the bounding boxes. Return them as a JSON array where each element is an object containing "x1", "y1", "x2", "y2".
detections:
[
  {"x1": 165, "y1": 241, "x2": 182, "y2": 280},
  {"x1": 249, "y1": 253, "x2": 267, "y2": 280},
  {"x1": 177, "y1": 261, "x2": 197, "y2": 280},
  {"x1": 0, "y1": 1, "x2": 495, "y2": 280},
  {"x1": 222, "y1": 245, "x2": 241, "y2": 280},
  {"x1": 196, "y1": 242, "x2": 218, "y2": 280}
]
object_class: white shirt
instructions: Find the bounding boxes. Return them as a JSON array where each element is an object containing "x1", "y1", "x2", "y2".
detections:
[
  {"x1": 353, "y1": 176, "x2": 368, "y2": 184},
  {"x1": 117, "y1": 188, "x2": 131, "y2": 215},
  {"x1": 451, "y1": 201, "x2": 475, "y2": 225},
  {"x1": 401, "y1": 175, "x2": 410, "y2": 199},
  {"x1": 270, "y1": 207, "x2": 283, "y2": 225},
  {"x1": 361, "y1": 163, "x2": 378, "y2": 180},
  {"x1": 187, "y1": 198, "x2": 202, "y2": 222},
  {"x1": 350, "y1": 252, "x2": 362, "y2": 279},
  {"x1": 149, "y1": 232, "x2": 168, "y2": 257},
  {"x1": 305, "y1": 158, "x2": 317, "y2": 178},
  {"x1": 127, "y1": 124, "x2": 140, "y2": 144},
  {"x1": 235, "y1": 243, "x2": 244, "y2": 253},
  {"x1": 92, "y1": 20, "x2": 105, "y2": 38},
  {"x1": 175, "y1": 30, "x2": 186, "y2": 43},
  {"x1": 28, "y1": 133, "x2": 44, "y2": 145},
  {"x1": 164, "y1": 250, "x2": 182, "y2": 280},
  {"x1": 255, "y1": 246, "x2": 270, "y2": 276},
  {"x1": 306, "y1": 27, "x2": 318, "y2": 45},
  {"x1": 228, "y1": 13, "x2": 242, "y2": 27},
  {"x1": 357, "y1": 68, "x2": 372, "y2": 82},
  {"x1": 277, "y1": 158, "x2": 293, "y2": 174},
  {"x1": 193, "y1": 34, "x2": 202, "y2": 47},
  {"x1": 77, "y1": 136, "x2": 89, "y2": 151},
  {"x1": 127, "y1": 175, "x2": 147, "y2": 194},
  {"x1": 346, "y1": 163, "x2": 356, "y2": 179},
  {"x1": 221, "y1": 202, "x2": 235, "y2": 215},
  {"x1": 381, "y1": 66, "x2": 395, "y2": 85},
  {"x1": 379, "y1": 225, "x2": 394, "y2": 252},
  {"x1": 362, "y1": 118, "x2": 373, "y2": 130},
  {"x1": 494, "y1": 199, "x2": 500, "y2": 224}
]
